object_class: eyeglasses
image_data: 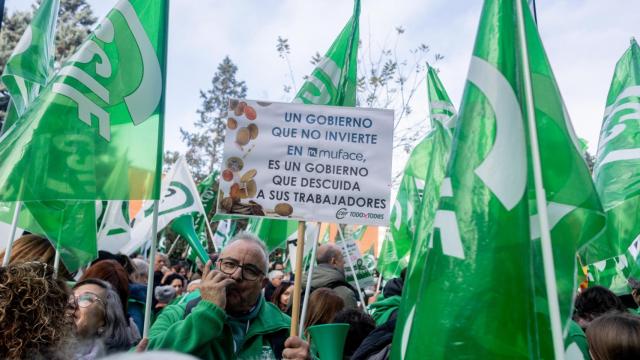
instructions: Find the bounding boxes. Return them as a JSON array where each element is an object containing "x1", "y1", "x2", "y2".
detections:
[
  {"x1": 217, "y1": 258, "x2": 265, "y2": 281},
  {"x1": 69, "y1": 292, "x2": 105, "y2": 309}
]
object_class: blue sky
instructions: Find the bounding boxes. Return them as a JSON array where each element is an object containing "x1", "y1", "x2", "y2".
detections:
[{"x1": 6, "y1": 0, "x2": 640, "y2": 167}]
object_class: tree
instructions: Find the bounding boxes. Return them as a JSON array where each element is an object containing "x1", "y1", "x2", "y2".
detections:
[
  {"x1": 179, "y1": 56, "x2": 248, "y2": 180},
  {"x1": 0, "y1": 0, "x2": 97, "y2": 124},
  {"x1": 276, "y1": 26, "x2": 443, "y2": 185}
]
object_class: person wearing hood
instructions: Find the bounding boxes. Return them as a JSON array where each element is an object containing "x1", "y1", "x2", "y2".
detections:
[
  {"x1": 303, "y1": 244, "x2": 359, "y2": 309},
  {"x1": 369, "y1": 269, "x2": 405, "y2": 326}
]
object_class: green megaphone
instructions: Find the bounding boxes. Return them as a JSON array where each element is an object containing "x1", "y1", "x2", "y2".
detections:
[
  {"x1": 171, "y1": 214, "x2": 209, "y2": 263},
  {"x1": 308, "y1": 323, "x2": 350, "y2": 360}
]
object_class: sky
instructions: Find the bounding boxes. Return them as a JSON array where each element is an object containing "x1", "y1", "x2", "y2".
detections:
[{"x1": 4, "y1": 0, "x2": 640, "y2": 174}]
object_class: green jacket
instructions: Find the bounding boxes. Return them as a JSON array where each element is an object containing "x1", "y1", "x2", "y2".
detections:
[
  {"x1": 147, "y1": 295, "x2": 291, "y2": 360},
  {"x1": 369, "y1": 295, "x2": 401, "y2": 326}
]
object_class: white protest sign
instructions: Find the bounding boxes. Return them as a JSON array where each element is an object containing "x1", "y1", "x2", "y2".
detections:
[
  {"x1": 217, "y1": 99, "x2": 393, "y2": 226},
  {"x1": 341, "y1": 237, "x2": 375, "y2": 288}
]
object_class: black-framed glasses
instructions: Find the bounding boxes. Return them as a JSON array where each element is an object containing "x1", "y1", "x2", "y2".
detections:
[
  {"x1": 217, "y1": 258, "x2": 265, "y2": 281},
  {"x1": 69, "y1": 292, "x2": 105, "y2": 309}
]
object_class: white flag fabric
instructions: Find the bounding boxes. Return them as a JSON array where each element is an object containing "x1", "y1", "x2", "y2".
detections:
[
  {"x1": 97, "y1": 200, "x2": 131, "y2": 253},
  {"x1": 123, "y1": 157, "x2": 205, "y2": 254}
]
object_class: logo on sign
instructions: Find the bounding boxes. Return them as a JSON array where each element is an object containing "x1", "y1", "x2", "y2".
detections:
[{"x1": 336, "y1": 208, "x2": 348, "y2": 220}]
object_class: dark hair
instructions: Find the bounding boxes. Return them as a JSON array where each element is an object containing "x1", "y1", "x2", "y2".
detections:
[
  {"x1": 0, "y1": 262, "x2": 73, "y2": 359},
  {"x1": 0, "y1": 234, "x2": 71, "y2": 280},
  {"x1": 333, "y1": 308, "x2": 376, "y2": 357},
  {"x1": 574, "y1": 286, "x2": 626, "y2": 324},
  {"x1": 304, "y1": 288, "x2": 344, "y2": 336},
  {"x1": 80, "y1": 259, "x2": 130, "y2": 316},
  {"x1": 271, "y1": 281, "x2": 293, "y2": 310},
  {"x1": 586, "y1": 312, "x2": 640, "y2": 360},
  {"x1": 163, "y1": 273, "x2": 187, "y2": 288}
]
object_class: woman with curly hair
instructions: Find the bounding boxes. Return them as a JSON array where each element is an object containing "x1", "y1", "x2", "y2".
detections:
[{"x1": 0, "y1": 262, "x2": 74, "y2": 359}]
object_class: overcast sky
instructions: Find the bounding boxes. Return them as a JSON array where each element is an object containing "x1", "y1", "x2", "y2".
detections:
[{"x1": 6, "y1": 0, "x2": 640, "y2": 168}]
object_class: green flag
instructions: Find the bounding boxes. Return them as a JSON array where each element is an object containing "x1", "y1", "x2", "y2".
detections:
[
  {"x1": 246, "y1": 218, "x2": 298, "y2": 252},
  {"x1": 248, "y1": 0, "x2": 360, "y2": 248},
  {"x1": 1, "y1": 0, "x2": 59, "y2": 124},
  {"x1": 0, "y1": 0, "x2": 169, "y2": 202},
  {"x1": 586, "y1": 39, "x2": 640, "y2": 291},
  {"x1": 379, "y1": 65, "x2": 456, "y2": 280},
  {"x1": 192, "y1": 171, "x2": 219, "y2": 253},
  {"x1": 389, "y1": 65, "x2": 455, "y2": 350},
  {"x1": 293, "y1": 0, "x2": 359, "y2": 106},
  {"x1": 394, "y1": 1, "x2": 604, "y2": 358}
]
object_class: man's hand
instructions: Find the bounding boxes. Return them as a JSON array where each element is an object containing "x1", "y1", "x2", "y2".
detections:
[
  {"x1": 282, "y1": 336, "x2": 311, "y2": 360},
  {"x1": 199, "y1": 260, "x2": 235, "y2": 309}
]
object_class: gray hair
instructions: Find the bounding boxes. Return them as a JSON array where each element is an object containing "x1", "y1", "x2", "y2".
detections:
[
  {"x1": 74, "y1": 278, "x2": 136, "y2": 350},
  {"x1": 316, "y1": 244, "x2": 343, "y2": 265},
  {"x1": 268, "y1": 270, "x2": 284, "y2": 281},
  {"x1": 226, "y1": 232, "x2": 269, "y2": 273}
]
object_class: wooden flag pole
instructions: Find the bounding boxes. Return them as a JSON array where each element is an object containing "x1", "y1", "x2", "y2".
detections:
[
  {"x1": 142, "y1": 200, "x2": 160, "y2": 338},
  {"x1": 290, "y1": 221, "x2": 306, "y2": 337},
  {"x1": 2, "y1": 201, "x2": 22, "y2": 266},
  {"x1": 203, "y1": 214, "x2": 217, "y2": 252},
  {"x1": 298, "y1": 222, "x2": 321, "y2": 336}
]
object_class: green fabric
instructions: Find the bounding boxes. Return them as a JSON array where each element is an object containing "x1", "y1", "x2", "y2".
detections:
[
  {"x1": 379, "y1": 65, "x2": 456, "y2": 280},
  {"x1": 587, "y1": 39, "x2": 640, "y2": 291},
  {"x1": 567, "y1": 320, "x2": 590, "y2": 360},
  {"x1": 227, "y1": 298, "x2": 262, "y2": 354},
  {"x1": 369, "y1": 295, "x2": 401, "y2": 326},
  {"x1": 147, "y1": 296, "x2": 290, "y2": 360},
  {"x1": 393, "y1": 1, "x2": 604, "y2": 359},
  {"x1": 0, "y1": 0, "x2": 169, "y2": 202},
  {"x1": 1, "y1": 0, "x2": 58, "y2": 122}
]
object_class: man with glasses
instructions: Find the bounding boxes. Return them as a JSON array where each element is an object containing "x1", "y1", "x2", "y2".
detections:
[{"x1": 147, "y1": 232, "x2": 310, "y2": 359}]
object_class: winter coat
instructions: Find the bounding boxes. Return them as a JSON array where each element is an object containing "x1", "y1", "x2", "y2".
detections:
[
  {"x1": 303, "y1": 264, "x2": 358, "y2": 308},
  {"x1": 146, "y1": 295, "x2": 290, "y2": 360},
  {"x1": 368, "y1": 295, "x2": 401, "y2": 326}
]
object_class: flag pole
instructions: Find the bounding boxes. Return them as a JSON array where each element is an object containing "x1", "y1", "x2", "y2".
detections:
[
  {"x1": 298, "y1": 222, "x2": 321, "y2": 336},
  {"x1": 53, "y1": 242, "x2": 61, "y2": 278},
  {"x1": 2, "y1": 201, "x2": 22, "y2": 266},
  {"x1": 290, "y1": 221, "x2": 306, "y2": 337},
  {"x1": 166, "y1": 235, "x2": 182, "y2": 256},
  {"x1": 337, "y1": 225, "x2": 367, "y2": 309},
  {"x1": 142, "y1": 200, "x2": 160, "y2": 338},
  {"x1": 203, "y1": 214, "x2": 217, "y2": 252},
  {"x1": 515, "y1": 1, "x2": 564, "y2": 358}
]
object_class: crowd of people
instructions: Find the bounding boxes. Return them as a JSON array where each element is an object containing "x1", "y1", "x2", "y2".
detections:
[{"x1": 1, "y1": 232, "x2": 640, "y2": 359}]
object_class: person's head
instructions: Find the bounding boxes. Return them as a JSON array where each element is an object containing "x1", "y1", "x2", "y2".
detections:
[
  {"x1": 154, "y1": 253, "x2": 169, "y2": 272},
  {"x1": 172, "y1": 262, "x2": 188, "y2": 277},
  {"x1": 163, "y1": 273, "x2": 187, "y2": 296},
  {"x1": 71, "y1": 279, "x2": 133, "y2": 351},
  {"x1": 574, "y1": 286, "x2": 627, "y2": 329},
  {"x1": 586, "y1": 312, "x2": 640, "y2": 360},
  {"x1": 268, "y1": 270, "x2": 285, "y2": 287},
  {"x1": 271, "y1": 281, "x2": 294, "y2": 312},
  {"x1": 217, "y1": 232, "x2": 269, "y2": 314},
  {"x1": 316, "y1": 244, "x2": 345, "y2": 272},
  {"x1": 0, "y1": 234, "x2": 72, "y2": 280},
  {"x1": 0, "y1": 262, "x2": 73, "y2": 359},
  {"x1": 273, "y1": 261, "x2": 285, "y2": 272},
  {"x1": 130, "y1": 258, "x2": 149, "y2": 285},
  {"x1": 333, "y1": 308, "x2": 376, "y2": 357},
  {"x1": 304, "y1": 288, "x2": 345, "y2": 335},
  {"x1": 80, "y1": 259, "x2": 130, "y2": 316}
]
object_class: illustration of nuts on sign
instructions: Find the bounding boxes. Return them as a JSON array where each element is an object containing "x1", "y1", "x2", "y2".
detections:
[{"x1": 228, "y1": 99, "x2": 259, "y2": 151}]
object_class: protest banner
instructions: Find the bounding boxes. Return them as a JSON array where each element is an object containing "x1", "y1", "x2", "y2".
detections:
[
  {"x1": 341, "y1": 236, "x2": 375, "y2": 288},
  {"x1": 217, "y1": 99, "x2": 394, "y2": 226}
]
